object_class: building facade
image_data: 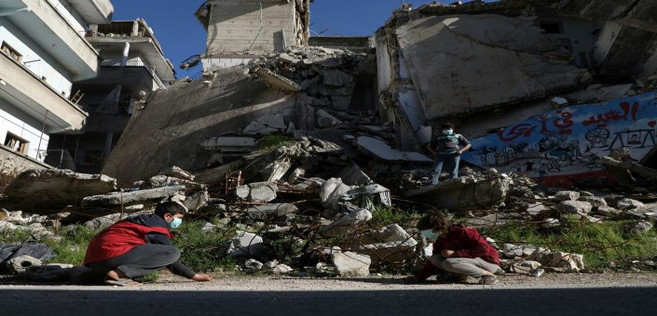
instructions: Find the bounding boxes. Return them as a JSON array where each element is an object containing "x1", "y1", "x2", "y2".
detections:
[
  {"x1": 0, "y1": 0, "x2": 113, "y2": 171},
  {"x1": 47, "y1": 19, "x2": 175, "y2": 173},
  {"x1": 195, "y1": 0, "x2": 312, "y2": 70}
]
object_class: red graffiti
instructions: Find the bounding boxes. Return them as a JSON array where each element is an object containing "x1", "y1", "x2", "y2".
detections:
[
  {"x1": 553, "y1": 110, "x2": 573, "y2": 135},
  {"x1": 497, "y1": 123, "x2": 536, "y2": 141},
  {"x1": 583, "y1": 101, "x2": 639, "y2": 126},
  {"x1": 535, "y1": 114, "x2": 553, "y2": 135}
]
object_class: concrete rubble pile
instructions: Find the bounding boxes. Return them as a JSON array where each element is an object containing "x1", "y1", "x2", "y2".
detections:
[{"x1": 3, "y1": 0, "x2": 657, "y2": 282}]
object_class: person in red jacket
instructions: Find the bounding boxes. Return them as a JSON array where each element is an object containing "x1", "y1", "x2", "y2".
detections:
[
  {"x1": 84, "y1": 202, "x2": 212, "y2": 285},
  {"x1": 405, "y1": 213, "x2": 501, "y2": 284}
]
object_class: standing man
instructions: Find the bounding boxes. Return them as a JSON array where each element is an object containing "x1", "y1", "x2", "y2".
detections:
[
  {"x1": 426, "y1": 122, "x2": 471, "y2": 185},
  {"x1": 84, "y1": 201, "x2": 212, "y2": 286}
]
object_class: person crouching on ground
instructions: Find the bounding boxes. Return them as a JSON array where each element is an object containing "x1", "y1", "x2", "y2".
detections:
[
  {"x1": 84, "y1": 201, "x2": 212, "y2": 285},
  {"x1": 405, "y1": 213, "x2": 501, "y2": 284},
  {"x1": 426, "y1": 122, "x2": 471, "y2": 185}
]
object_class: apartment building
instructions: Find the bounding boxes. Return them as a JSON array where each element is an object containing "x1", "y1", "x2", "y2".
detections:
[
  {"x1": 47, "y1": 19, "x2": 176, "y2": 173},
  {"x1": 0, "y1": 0, "x2": 113, "y2": 170}
]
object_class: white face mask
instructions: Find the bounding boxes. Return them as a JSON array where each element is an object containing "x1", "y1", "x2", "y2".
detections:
[
  {"x1": 442, "y1": 129, "x2": 453, "y2": 135},
  {"x1": 420, "y1": 229, "x2": 439, "y2": 241}
]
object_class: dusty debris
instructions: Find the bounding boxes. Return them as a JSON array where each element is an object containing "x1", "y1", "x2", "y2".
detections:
[
  {"x1": 331, "y1": 251, "x2": 371, "y2": 277},
  {"x1": 404, "y1": 170, "x2": 510, "y2": 212},
  {"x1": 319, "y1": 206, "x2": 373, "y2": 238},
  {"x1": 0, "y1": 169, "x2": 117, "y2": 214},
  {"x1": 80, "y1": 185, "x2": 187, "y2": 210}
]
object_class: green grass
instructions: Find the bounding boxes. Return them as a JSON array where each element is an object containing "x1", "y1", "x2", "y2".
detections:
[
  {"x1": 368, "y1": 205, "x2": 421, "y2": 228},
  {"x1": 173, "y1": 220, "x2": 238, "y2": 273},
  {"x1": 481, "y1": 219, "x2": 657, "y2": 269},
  {"x1": 46, "y1": 225, "x2": 98, "y2": 264},
  {"x1": 0, "y1": 225, "x2": 96, "y2": 265},
  {"x1": 257, "y1": 134, "x2": 292, "y2": 150}
]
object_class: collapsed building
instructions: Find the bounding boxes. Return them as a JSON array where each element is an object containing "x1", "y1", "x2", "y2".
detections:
[
  {"x1": 376, "y1": 0, "x2": 657, "y2": 186},
  {"x1": 3, "y1": 0, "x2": 657, "y2": 281}
]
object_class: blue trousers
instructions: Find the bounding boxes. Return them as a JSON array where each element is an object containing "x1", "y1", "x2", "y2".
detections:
[{"x1": 432, "y1": 153, "x2": 460, "y2": 185}]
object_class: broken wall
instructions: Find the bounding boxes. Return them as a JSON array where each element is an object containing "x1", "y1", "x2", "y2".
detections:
[
  {"x1": 376, "y1": 12, "x2": 591, "y2": 149},
  {"x1": 462, "y1": 91, "x2": 657, "y2": 187},
  {"x1": 205, "y1": 0, "x2": 310, "y2": 56},
  {"x1": 395, "y1": 14, "x2": 589, "y2": 119},
  {"x1": 102, "y1": 68, "x2": 296, "y2": 186}
]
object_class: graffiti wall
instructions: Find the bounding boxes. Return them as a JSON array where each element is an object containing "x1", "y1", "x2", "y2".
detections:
[{"x1": 462, "y1": 91, "x2": 657, "y2": 186}]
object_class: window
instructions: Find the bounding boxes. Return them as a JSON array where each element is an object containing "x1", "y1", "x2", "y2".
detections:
[
  {"x1": 1, "y1": 41, "x2": 22, "y2": 62},
  {"x1": 4, "y1": 133, "x2": 29, "y2": 154}
]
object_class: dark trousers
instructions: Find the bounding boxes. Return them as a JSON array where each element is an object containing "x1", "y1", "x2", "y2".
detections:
[{"x1": 87, "y1": 244, "x2": 180, "y2": 279}]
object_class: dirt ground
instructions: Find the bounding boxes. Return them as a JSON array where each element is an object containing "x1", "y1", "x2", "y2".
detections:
[{"x1": 3, "y1": 271, "x2": 656, "y2": 291}]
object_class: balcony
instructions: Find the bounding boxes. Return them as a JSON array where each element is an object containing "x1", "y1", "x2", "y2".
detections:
[
  {"x1": 66, "y1": 0, "x2": 114, "y2": 24},
  {"x1": 1, "y1": 0, "x2": 99, "y2": 80},
  {"x1": 0, "y1": 52, "x2": 87, "y2": 132}
]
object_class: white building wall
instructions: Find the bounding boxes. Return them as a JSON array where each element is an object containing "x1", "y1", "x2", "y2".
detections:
[
  {"x1": 0, "y1": 20, "x2": 74, "y2": 97},
  {"x1": 0, "y1": 101, "x2": 49, "y2": 161},
  {"x1": 375, "y1": 37, "x2": 392, "y2": 93},
  {"x1": 48, "y1": 0, "x2": 86, "y2": 36}
]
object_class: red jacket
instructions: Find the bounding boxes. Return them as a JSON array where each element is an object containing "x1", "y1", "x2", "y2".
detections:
[
  {"x1": 416, "y1": 224, "x2": 500, "y2": 280},
  {"x1": 84, "y1": 220, "x2": 172, "y2": 264}
]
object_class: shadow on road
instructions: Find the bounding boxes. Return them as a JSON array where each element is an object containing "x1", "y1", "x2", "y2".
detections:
[{"x1": 1, "y1": 286, "x2": 656, "y2": 316}]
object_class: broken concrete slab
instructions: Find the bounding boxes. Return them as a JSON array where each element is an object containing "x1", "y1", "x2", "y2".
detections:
[
  {"x1": 554, "y1": 191, "x2": 581, "y2": 201},
  {"x1": 336, "y1": 163, "x2": 372, "y2": 186},
  {"x1": 160, "y1": 166, "x2": 195, "y2": 181},
  {"x1": 331, "y1": 251, "x2": 371, "y2": 277},
  {"x1": 226, "y1": 231, "x2": 267, "y2": 258},
  {"x1": 616, "y1": 198, "x2": 645, "y2": 210},
  {"x1": 340, "y1": 183, "x2": 392, "y2": 210},
  {"x1": 271, "y1": 263, "x2": 294, "y2": 274},
  {"x1": 356, "y1": 136, "x2": 433, "y2": 162},
  {"x1": 240, "y1": 147, "x2": 294, "y2": 183},
  {"x1": 0, "y1": 169, "x2": 117, "y2": 214},
  {"x1": 80, "y1": 185, "x2": 186, "y2": 209},
  {"x1": 242, "y1": 114, "x2": 288, "y2": 135},
  {"x1": 102, "y1": 66, "x2": 297, "y2": 186},
  {"x1": 349, "y1": 224, "x2": 418, "y2": 264},
  {"x1": 200, "y1": 136, "x2": 258, "y2": 152},
  {"x1": 253, "y1": 67, "x2": 302, "y2": 92},
  {"x1": 83, "y1": 213, "x2": 129, "y2": 230},
  {"x1": 246, "y1": 203, "x2": 298, "y2": 221},
  {"x1": 316, "y1": 109, "x2": 342, "y2": 128},
  {"x1": 392, "y1": 14, "x2": 590, "y2": 119},
  {"x1": 404, "y1": 175, "x2": 510, "y2": 212},
  {"x1": 319, "y1": 178, "x2": 354, "y2": 213},
  {"x1": 602, "y1": 156, "x2": 657, "y2": 183},
  {"x1": 236, "y1": 182, "x2": 278, "y2": 203},
  {"x1": 557, "y1": 200, "x2": 593, "y2": 215},
  {"x1": 318, "y1": 206, "x2": 372, "y2": 238},
  {"x1": 578, "y1": 196, "x2": 608, "y2": 209}
]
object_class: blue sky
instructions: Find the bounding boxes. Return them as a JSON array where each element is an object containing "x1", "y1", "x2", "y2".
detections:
[{"x1": 110, "y1": 0, "x2": 492, "y2": 78}]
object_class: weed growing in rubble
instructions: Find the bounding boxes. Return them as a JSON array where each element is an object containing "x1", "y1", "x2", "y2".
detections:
[
  {"x1": 47, "y1": 225, "x2": 98, "y2": 264},
  {"x1": 369, "y1": 205, "x2": 421, "y2": 228},
  {"x1": 0, "y1": 224, "x2": 96, "y2": 265},
  {"x1": 482, "y1": 219, "x2": 657, "y2": 269},
  {"x1": 173, "y1": 220, "x2": 238, "y2": 273},
  {"x1": 257, "y1": 134, "x2": 291, "y2": 150},
  {"x1": 0, "y1": 227, "x2": 33, "y2": 244}
]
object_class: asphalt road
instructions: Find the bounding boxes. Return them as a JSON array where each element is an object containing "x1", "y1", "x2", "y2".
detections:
[{"x1": 1, "y1": 285, "x2": 656, "y2": 316}]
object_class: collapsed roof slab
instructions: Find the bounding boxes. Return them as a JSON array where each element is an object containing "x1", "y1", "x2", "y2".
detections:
[
  {"x1": 558, "y1": 0, "x2": 657, "y2": 32},
  {"x1": 394, "y1": 14, "x2": 590, "y2": 119},
  {"x1": 0, "y1": 169, "x2": 117, "y2": 214},
  {"x1": 102, "y1": 67, "x2": 297, "y2": 187}
]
